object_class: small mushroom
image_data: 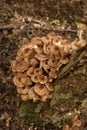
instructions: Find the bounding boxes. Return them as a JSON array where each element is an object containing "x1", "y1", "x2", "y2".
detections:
[
  {"x1": 17, "y1": 86, "x2": 29, "y2": 95},
  {"x1": 47, "y1": 32, "x2": 56, "y2": 40},
  {"x1": 41, "y1": 36, "x2": 50, "y2": 44},
  {"x1": 34, "y1": 68, "x2": 43, "y2": 75},
  {"x1": 63, "y1": 125, "x2": 70, "y2": 130},
  {"x1": 40, "y1": 95, "x2": 48, "y2": 102},
  {"x1": 38, "y1": 75, "x2": 47, "y2": 84},
  {"x1": 41, "y1": 60, "x2": 50, "y2": 73},
  {"x1": 59, "y1": 57, "x2": 69, "y2": 64},
  {"x1": 35, "y1": 53, "x2": 49, "y2": 61},
  {"x1": 21, "y1": 94, "x2": 29, "y2": 101},
  {"x1": 13, "y1": 73, "x2": 24, "y2": 88},
  {"x1": 45, "y1": 83, "x2": 54, "y2": 92},
  {"x1": 31, "y1": 37, "x2": 43, "y2": 47},
  {"x1": 47, "y1": 57, "x2": 58, "y2": 67},
  {"x1": 50, "y1": 44, "x2": 60, "y2": 55},
  {"x1": 21, "y1": 75, "x2": 32, "y2": 86},
  {"x1": 47, "y1": 92, "x2": 53, "y2": 99},
  {"x1": 52, "y1": 35, "x2": 62, "y2": 46},
  {"x1": 12, "y1": 58, "x2": 29, "y2": 73},
  {"x1": 31, "y1": 73, "x2": 39, "y2": 83},
  {"x1": 73, "y1": 39, "x2": 86, "y2": 49},
  {"x1": 49, "y1": 70, "x2": 57, "y2": 79},
  {"x1": 33, "y1": 83, "x2": 48, "y2": 96},
  {"x1": 11, "y1": 60, "x2": 17, "y2": 73},
  {"x1": 29, "y1": 58, "x2": 39, "y2": 67},
  {"x1": 62, "y1": 40, "x2": 71, "y2": 54},
  {"x1": 43, "y1": 42, "x2": 51, "y2": 54},
  {"x1": 17, "y1": 43, "x2": 34, "y2": 57},
  {"x1": 26, "y1": 67, "x2": 35, "y2": 76},
  {"x1": 29, "y1": 87, "x2": 40, "y2": 102}
]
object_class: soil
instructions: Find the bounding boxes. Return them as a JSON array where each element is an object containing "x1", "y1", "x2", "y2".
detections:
[{"x1": 0, "y1": 0, "x2": 87, "y2": 130}]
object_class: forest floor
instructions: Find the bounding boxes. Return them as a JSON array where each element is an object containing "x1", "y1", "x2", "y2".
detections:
[{"x1": 0, "y1": 0, "x2": 87, "y2": 130}]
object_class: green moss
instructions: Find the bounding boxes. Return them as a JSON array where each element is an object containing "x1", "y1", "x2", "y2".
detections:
[{"x1": 19, "y1": 101, "x2": 41, "y2": 126}]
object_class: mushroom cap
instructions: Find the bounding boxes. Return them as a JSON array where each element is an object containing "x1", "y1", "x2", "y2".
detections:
[
  {"x1": 40, "y1": 95, "x2": 48, "y2": 102},
  {"x1": 50, "y1": 44, "x2": 60, "y2": 55},
  {"x1": 29, "y1": 87, "x2": 40, "y2": 102},
  {"x1": 13, "y1": 73, "x2": 24, "y2": 87},
  {"x1": 31, "y1": 37, "x2": 43, "y2": 47},
  {"x1": 29, "y1": 58, "x2": 39, "y2": 67},
  {"x1": 17, "y1": 44, "x2": 31, "y2": 57},
  {"x1": 61, "y1": 40, "x2": 71, "y2": 54},
  {"x1": 41, "y1": 36, "x2": 50, "y2": 44},
  {"x1": 45, "y1": 83, "x2": 54, "y2": 92},
  {"x1": 59, "y1": 57, "x2": 69, "y2": 64},
  {"x1": 31, "y1": 73, "x2": 39, "y2": 83},
  {"x1": 11, "y1": 60, "x2": 17, "y2": 73},
  {"x1": 17, "y1": 86, "x2": 29, "y2": 94},
  {"x1": 13, "y1": 58, "x2": 29, "y2": 73},
  {"x1": 47, "y1": 57, "x2": 58, "y2": 67},
  {"x1": 35, "y1": 53, "x2": 49, "y2": 61},
  {"x1": 33, "y1": 83, "x2": 48, "y2": 96},
  {"x1": 47, "y1": 92, "x2": 53, "y2": 99},
  {"x1": 38, "y1": 75, "x2": 47, "y2": 84},
  {"x1": 75, "y1": 39, "x2": 86, "y2": 48},
  {"x1": 41, "y1": 60, "x2": 50, "y2": 73},
  {"x1": 43, "y1": 42, "x2": 51, "y2": 54},
  {"x1": 71, "y1": 39, "x2": 79, "y2": 50},
  {"x1": 21, "y1": 75, "x2": 32, "y2": 86},
  {"x1": 21, "y1": 94, "x2": 29, "y2": 101},
  {"x1": 34, "y1": 68, "x2": 43, "y2": 75},
  {"x1": 49, "y1": 70, "x2": 57, "y2": 79},
  {"x1": 34, "y1": 46, "x2": 44, "y2": 54},
  {"x1": 52, "y1": 35, "x2": 62, "y2": 46},
  {"x1": 26, "y1": 67, "x2": 35, "y2": 76},
  {"x1": 47, "y1": 32, "x2": 57, "y2": 40}
]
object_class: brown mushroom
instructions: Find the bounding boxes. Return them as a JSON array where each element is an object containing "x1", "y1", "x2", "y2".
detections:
[
  {"x1": 63, "y1": 124, "x2": 70, "y2": 130},
  {"x1": 47, "y1": 92, "x2": 53, "y2": 99},
  {"x1": 31, "y1": 73, "x2": 39, "y2": 83},
  {"x1": 35, "y1": 53, "x2": 49, "y2": 61},
  {"x1": 45, "y1": 83, "x2": 54, "y2": 92},
  {"x1": 29, "y1": 87, "x2": 40, "y2": 102},
  {"x1": 26, "y1": 67, "x2": 35, "y2": 76},
  {"x1": 47, "y1": 57, "x2": 58, "y2": 67},
  {"x1": 52, "y1": 35, "x2": 62, "y2": 46},
  {"x1": 50, "y1": 44, "x2": 60, "y2": 56},
  {"x1": 61, "y1": 40, "x2": 71, "y2": 54},
  {"x1": 34, "y1": 68, "x2": 43, "y2": 75},
  {"x1": 17, "y1": 44, "x2": 36, "y2": 58},
  {"x1": 13, "y1": 73, "x2": 24, "y2": 88},
  {"x1": 21, "y1": 75, "x2": 32, "y2": 86},
  {"x1": 41, "y1": 60, "x2": 50, "y2": 73},
  {"x1": 41, "y1": 36, "x2": 50, "y2": 44},
  {"x1": 31, "y1": 37, "x2": 43, "y2": 47},
  {"x1": 72, "y1": 39, "x2": 86, "y2": 50},
  {"x1": 59, "y1": 57, "x2": 69, "y2": 64},
  {"x1": 17, "y1": 86, "x2": 29, "y2": 95},
  {"x1": 49, "y1": 70, "x2": 57, "y2": 79},
  {"x1": 38, "y1": 75, "x2": 47, "y2": 84},
  {"x1": 43, "y1": 42, "x2": 51, "y2": 54},
  {"x1": 21, "y1": 94, "x2": 29, "y2": 101},
  {"x1": 29, "y1": 58, "x2": 39, "y2": 67},
  {"x1": 11, "y1": 60, "x2": 17, "y2": 73},
  {"x1": 33, "y1": 83, "x2": 48, "y2": 96},
  {"x1": 47, "y1": 32, "x2": 56, "y2": 41},
  {"x1": 12, "y1": 58, "x2": 29, "y2": 73},
  {"x1": 40, "y1": 95, "x2": 48, "y2": 102}
]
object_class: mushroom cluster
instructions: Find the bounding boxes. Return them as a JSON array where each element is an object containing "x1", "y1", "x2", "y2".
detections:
[{"x1": 11, "y1": 33, "x2": 86, "y2": 102}]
